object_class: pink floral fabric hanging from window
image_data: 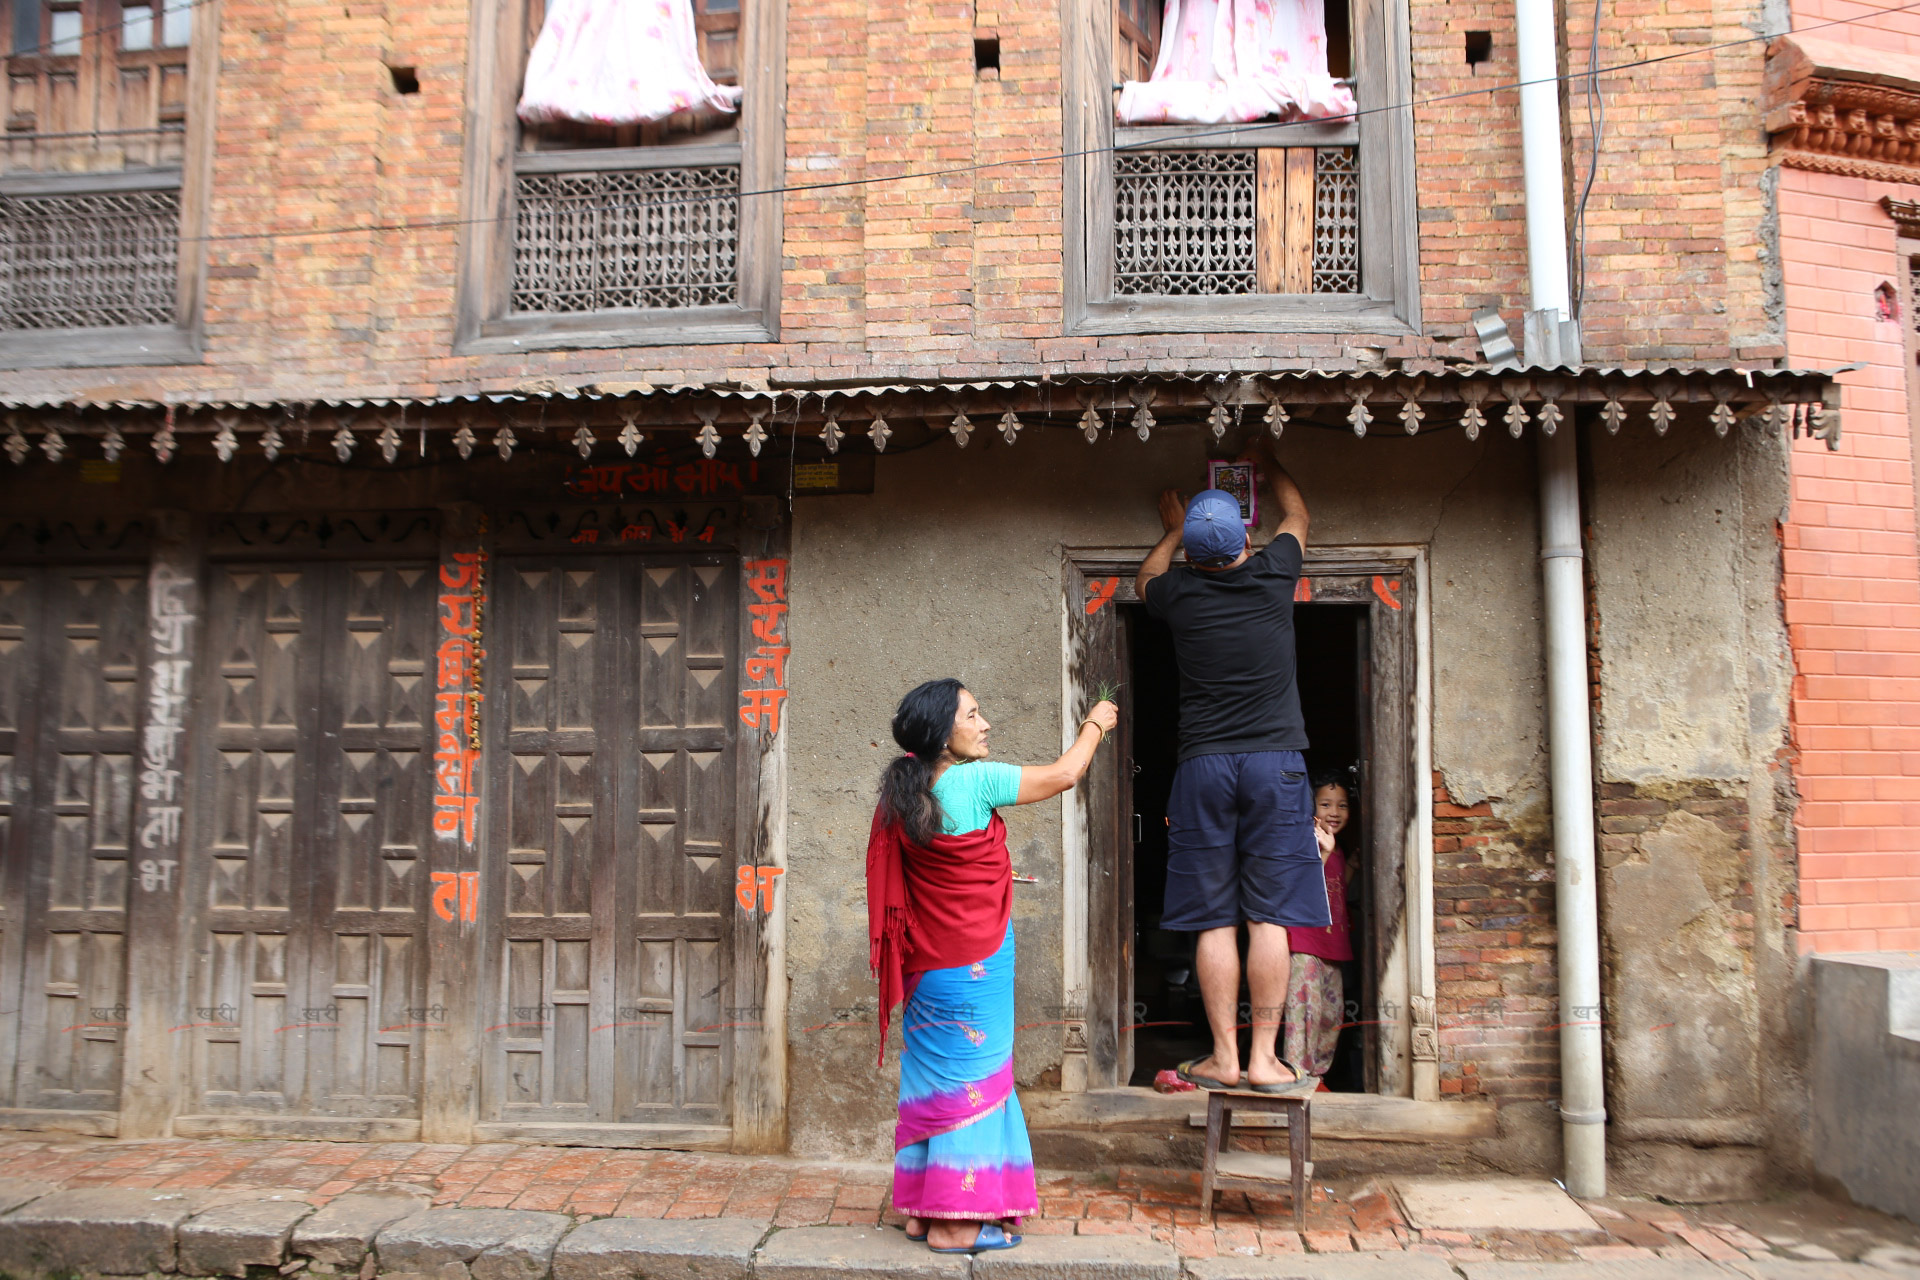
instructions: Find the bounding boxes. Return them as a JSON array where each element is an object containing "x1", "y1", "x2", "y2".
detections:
[
  {"x1": 1115, "y1": 0, "x2": 1354, "y2": 125},
  {"x1": 517, "y1": 0, "x2": 742, "y2": 127}
]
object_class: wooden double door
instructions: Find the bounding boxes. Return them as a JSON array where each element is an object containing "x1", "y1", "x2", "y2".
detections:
[
  {"x1": 165, "y1": 548, "x2": 741, "y2": 1142},
  {"x1": 477, "y1": 555, "x2": 738, "y2": 1145}
]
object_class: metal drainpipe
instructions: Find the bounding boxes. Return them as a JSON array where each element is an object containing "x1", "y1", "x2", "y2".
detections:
[
  {"x1": 1516, "y1": 0, "x2": 1608, "y2": 1197},
  {"x1": 1539, "y1": 427, "x2": 1607, "y2": 1198}
]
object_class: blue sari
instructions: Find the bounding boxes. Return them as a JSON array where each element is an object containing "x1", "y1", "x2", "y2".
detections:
[{"x1": 891, "y1": 923, "x2": 1038, "y2": 1221}]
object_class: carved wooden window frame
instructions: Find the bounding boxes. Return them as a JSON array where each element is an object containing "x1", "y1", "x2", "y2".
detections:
[
  {"x1": 453, "y1": 0, "x2": 784, "y2": 354},
  {"x1": 0, "y1": 0, "x2": 219, "y2": 369},
  {"x1": 1060, "y1": 0, "x2": 1418, "y2": 335},
  {"x1": 1900, "y1": 234, "x2": 1920, "y2": 554}
]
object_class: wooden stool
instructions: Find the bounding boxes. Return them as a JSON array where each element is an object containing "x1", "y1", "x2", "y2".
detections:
[{"x1": 1198, "y1": 1089, "x2": 1313, "y2": 1229}]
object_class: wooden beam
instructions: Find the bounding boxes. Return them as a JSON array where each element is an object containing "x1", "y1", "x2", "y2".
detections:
[
  {"x1": 1284, "y1": 148, "x2": 1315, "y2": 293},
  {"x1": 1257, "y1": 150, "x2": 1286, "y2": 294}
]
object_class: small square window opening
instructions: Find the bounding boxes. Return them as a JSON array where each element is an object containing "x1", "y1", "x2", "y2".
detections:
[
  {"x1": 389, "y1": 64, "x2": 420, "y2": 94},
  {"x1": 1464, "y1": 30, "x2": 1492, "y2": 66}
]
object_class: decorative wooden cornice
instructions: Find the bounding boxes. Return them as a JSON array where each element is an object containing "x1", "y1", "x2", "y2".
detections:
[
  {"x1": 1884, "y1": 196, "x2": 1920, "y2": 238},
  {"x1": 1765, "y1": 35, "x2": 1920, "y2": 183}
]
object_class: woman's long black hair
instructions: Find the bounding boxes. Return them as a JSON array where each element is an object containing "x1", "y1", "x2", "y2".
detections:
[{"x1": 880, "y1": 678, "x2": 964, "y2": 847}]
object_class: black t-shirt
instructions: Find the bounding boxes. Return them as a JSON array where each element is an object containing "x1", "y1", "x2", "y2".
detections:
[{"x1": 1142, "y1": 533, "x2": 1309, "y2": 762}]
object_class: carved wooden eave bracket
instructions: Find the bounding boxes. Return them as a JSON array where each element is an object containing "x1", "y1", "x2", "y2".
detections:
[
  {"x1": 1765, "y1": 34, "x2": 1920, "y2": 183},
  {"x1": 0, "y1": 363, "x2": 1848, "y2": 466}
]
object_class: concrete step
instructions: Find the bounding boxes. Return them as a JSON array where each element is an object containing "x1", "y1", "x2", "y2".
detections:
[
  {"x1": 755, "y1": 1225, "x2": 968, "y2": 1279},
  {"x1": 975, "y1": 1233, "x2": 1178, "y2": 1280}
]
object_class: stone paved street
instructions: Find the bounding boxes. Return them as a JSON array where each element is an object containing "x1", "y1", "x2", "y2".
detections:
[{"x1": 0, "y1": 1133, "x2": 1914, "y2": 1270}]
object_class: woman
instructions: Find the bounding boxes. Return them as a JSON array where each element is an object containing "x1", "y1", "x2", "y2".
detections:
[{"x1": 867, "y1": 678, "x2": 1118, "y2": 1255}]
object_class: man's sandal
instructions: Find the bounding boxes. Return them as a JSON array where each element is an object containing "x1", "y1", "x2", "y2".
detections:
[{"x1": 1243, "y1": 1058, "x2": 1319, "y2": 1096}]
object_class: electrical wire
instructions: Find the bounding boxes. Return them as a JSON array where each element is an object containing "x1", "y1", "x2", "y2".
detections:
[
  {"x1": 8, "y1": 0, "x2": 1920, "y2": 249},
  {"x1": 1569, "y1": 0, "x2": 1608, "y2": 321}
]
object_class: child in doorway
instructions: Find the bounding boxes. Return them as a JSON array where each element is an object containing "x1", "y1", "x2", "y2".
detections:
[{"x1": 1283, "y1": 775, "x2": 1355, "y2": 1086}]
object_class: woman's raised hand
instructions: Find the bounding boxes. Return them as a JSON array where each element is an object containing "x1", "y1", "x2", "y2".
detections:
[{"x1": 1018, "y1": 699, "x2": 1123, "y2": 804}]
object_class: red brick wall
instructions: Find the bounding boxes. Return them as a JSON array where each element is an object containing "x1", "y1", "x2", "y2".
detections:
[
  {"x1": 1431, "y1": 774, "x2": 1559, "y2": 1101},
  {"x1": 1779, "y1": 164, "x2": 1920, "y2": 953},
  {"x1": 0, "y1": 0, "x2": 1783, "y2": 401}
]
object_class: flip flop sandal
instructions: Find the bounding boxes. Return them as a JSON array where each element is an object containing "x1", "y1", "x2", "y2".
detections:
[
  {"x1": 1175, "y1": 1057, "x2": 1235, "y2": 1090},
  {"x1": 905, "y1": 1228, "x2": 928, "y2": 1243},
  {"x1": 1244, "y1": 1058, "x2": 1319, "y2": 1095},
  {"x1": 929, "y1": 1223, "x2": 1021, "y2": 1254}
]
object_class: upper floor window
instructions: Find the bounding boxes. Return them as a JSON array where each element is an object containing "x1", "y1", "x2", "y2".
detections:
[
  {"x1": 455, "y1": 0, "x2": 783, "y2": 352},
  {"x1": 1062, "y1": 0, "x2": 1416, "y2": 334},
  {"x1": 0, "y1": 0, "x2": 212, "y2": 366}
]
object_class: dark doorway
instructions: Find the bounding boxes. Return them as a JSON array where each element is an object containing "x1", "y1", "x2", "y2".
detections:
[{"x1": 1122, "y1": 601, "x2": 1371, "y2": 1092}]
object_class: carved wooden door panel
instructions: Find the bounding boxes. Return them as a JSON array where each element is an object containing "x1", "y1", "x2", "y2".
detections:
[
  {"x1": 184, "y1": 562, "x2": 432, "y2": 1127},
  {"x1": 482, "y1": 553, "x2": 735, "y2": 1140},
  {"x1": 303, "y1": 565, "x2": 435, "y2": 1118},
  {"x1": 0, "y1": 566, "x2": 142, "y2": 1118}
]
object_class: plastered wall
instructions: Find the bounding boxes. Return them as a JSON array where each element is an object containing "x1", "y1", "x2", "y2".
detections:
[
  {"x1": 782, "y1": 420, "x2": 1549, "y2": 1160},
  {"x1": 1585, "y1": 417, "x2": 1801, "y2": 1197}
]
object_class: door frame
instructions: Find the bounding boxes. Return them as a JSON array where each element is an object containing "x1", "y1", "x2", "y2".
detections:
[{"x1": 1060, "y1": 544, "x2": 1436, "y2": 1100}]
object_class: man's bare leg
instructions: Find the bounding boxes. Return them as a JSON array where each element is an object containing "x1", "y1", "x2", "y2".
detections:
[
  {"x1": 1245, "y1": 922, "x2": 1298, "y2": 1086},
  {"x1": 1185, "y1": 925, "x2": 1244, "y2": 1086}
]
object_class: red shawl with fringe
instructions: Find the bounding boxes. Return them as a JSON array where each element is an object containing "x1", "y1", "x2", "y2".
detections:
[{"x1": 866, "y1": 804, "x2": 1012, "y2": 1063}]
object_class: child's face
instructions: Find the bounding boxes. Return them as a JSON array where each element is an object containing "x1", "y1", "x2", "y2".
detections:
[{"x1": 1314, "y1": 784, "x2": 1350, "y2": 835}]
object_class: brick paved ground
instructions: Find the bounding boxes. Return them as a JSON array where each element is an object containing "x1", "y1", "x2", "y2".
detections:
[{"x1": 0, "y1": 1134, "x2": 1912, "y2": 1265}]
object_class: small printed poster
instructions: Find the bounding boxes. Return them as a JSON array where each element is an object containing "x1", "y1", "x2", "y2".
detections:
[{"x1": 1207, "y1": 460, "x2": 1258, "y2": 526}]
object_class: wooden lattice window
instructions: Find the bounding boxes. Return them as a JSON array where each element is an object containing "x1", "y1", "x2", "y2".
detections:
[
  {"x1": 0, "y1": 180, "x2": 178, "y2": 326},
  {"x1": 0, "y1": 0, "x2": 207, "y2": 361},
  {"x1": 1112, "y1": 146, "x2": 1359, "y2": 296},
  {"x1": 512, "y1": 163, "x2": 739, "y2": 312},
  {"x1": 509, "y1": 0, "x2": 743, "y2": 313},
  {"x1": 457, "y1": 0, "x2": 782, "y2": 349},
  {"x1": 1064, "y1": 0, "x2": 1413, "y2": 333}
]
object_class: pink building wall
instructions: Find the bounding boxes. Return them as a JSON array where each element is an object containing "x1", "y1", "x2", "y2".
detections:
[{"x1": 1780, "y1": 144, "x2": 1920, "y2": 952}]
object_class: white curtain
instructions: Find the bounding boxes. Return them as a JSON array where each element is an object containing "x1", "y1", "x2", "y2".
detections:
[
  {"x1": 517, "y1": 0, "x2": 742, "y2": 128},
  {"x1": 1115, "y1": 0, "x2": 1355, "y2": 125}
]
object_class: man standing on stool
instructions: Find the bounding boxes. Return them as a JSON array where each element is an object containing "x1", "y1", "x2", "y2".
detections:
[{"x1": 1138, "y1": 446, "x2": 1328, "y2": 1095}]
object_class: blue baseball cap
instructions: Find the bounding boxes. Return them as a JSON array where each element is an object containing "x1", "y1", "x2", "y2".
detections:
[{"x1": 1184, "y1": 489, "x2": 1247, "y2": 565}]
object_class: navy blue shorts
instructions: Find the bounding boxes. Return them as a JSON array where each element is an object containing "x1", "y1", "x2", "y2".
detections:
[{"x1": 1161, "y1": 750, "x2": 1332, "y2": 932}]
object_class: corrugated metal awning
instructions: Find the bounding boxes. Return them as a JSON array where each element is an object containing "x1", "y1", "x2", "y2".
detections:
[{"x1": 0, "y1": 363, "x2": 1847, "y2": 465}]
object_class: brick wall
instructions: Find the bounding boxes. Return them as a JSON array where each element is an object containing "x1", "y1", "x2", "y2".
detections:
[
  {"x1": 1779, "y1": 164, "x2": 1920, "y2": 953},
  {"x1": 0, "y1": 0, "x2": 1783, "y2": 401},
  {"x1": 1430, "y1": 774, "x2": 1559, "y2": 1101}
]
